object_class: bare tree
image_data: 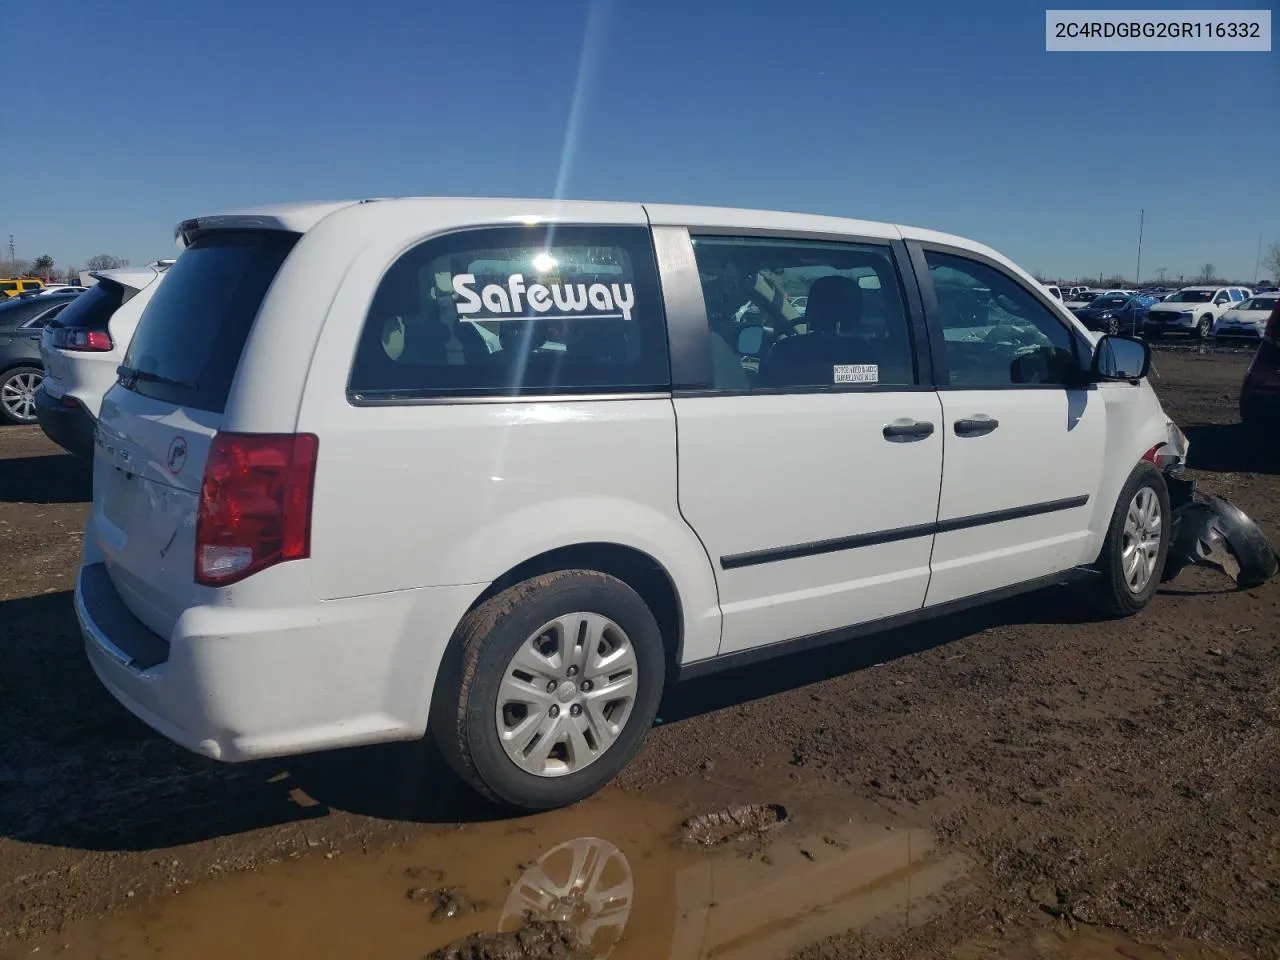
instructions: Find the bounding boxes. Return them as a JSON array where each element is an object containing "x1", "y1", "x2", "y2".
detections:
[
  {"x1": 1155, "y1": 267, "x2": 1168, "y2": 283},
  {"x1": 1197, "y1": 263, "x2": 1217, "y2": 283},
  {"x1": 5, "y1": 258, "x2": 31, "y2": 277},
  {"x1": 85, "y1": 254, "x2": 130, "y2": 271},
  {"x1": 1264, "y1": 243, "x2": 1280, "y2": 283}
]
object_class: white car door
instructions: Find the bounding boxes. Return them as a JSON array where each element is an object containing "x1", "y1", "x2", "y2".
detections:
[
  {"x1": 914, "y1": 246, "x2": 1108, "y2": 607},
  {"x1": 659, "y1": 228, "x2": 944, "y2": 656}
]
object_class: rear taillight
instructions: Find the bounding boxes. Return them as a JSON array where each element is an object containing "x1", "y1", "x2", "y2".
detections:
[
  {"x1": 1263, "y1": 305, "x2": 1280, "y2": 345},
  {"x1": 51, "y1": 328, "x2": 112, "y2": 351},
  {"x1": 195, "y1": 432, "x2": 318, "y2": 587}
]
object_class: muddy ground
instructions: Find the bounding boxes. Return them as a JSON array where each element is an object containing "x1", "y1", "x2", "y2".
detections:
[{"x1": 0, "y1": 346, "x2": 1277, "y2": 959}]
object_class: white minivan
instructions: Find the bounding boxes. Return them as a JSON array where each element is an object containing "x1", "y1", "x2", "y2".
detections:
[
  {"x1": 78, "y1": 198, "x2": 1188, "y2": 811},
  {"x1": 36, "y1": 263, "x2": 170, "y2": 459}
]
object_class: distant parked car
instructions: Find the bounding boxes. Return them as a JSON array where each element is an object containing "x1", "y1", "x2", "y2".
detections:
[
  {"x1": 1215, "y1": 293, "x2": 1280, "y2": 339},
  {"x1": 1144, "y1": 285, "x2": 1252, "y2": 338},
  {"x1": 38, "y1": 284, "x2": 89, "y2": 296},
  {"x1": 1071, "y1": 293, "x2": 1153, "y2": 336},
  {"x1": 35, "y1": 263, "x2": 171, "y2": 457},
  {"x1": 0, "y1": 277, "x2": 46, "y2": 298},
  {"x1": 1064, "y1": 290, "x2": 1101, "y2": 310},
  {"x1": 0, "y1": 292, "x2": 82, "y2": 424},
  {"x1": 1041, "y1": 284, "x2": 1063, "y2": 300},
  {"x1": 1239, "y1": 298, "x2": 1280, "y2": 423}
]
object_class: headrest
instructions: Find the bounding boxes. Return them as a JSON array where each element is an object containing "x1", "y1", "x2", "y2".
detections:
[{"x1": 804, "y1": 275, "x2": 863, "y2": 333}]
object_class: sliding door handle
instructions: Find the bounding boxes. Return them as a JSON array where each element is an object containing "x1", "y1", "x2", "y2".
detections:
[
  {"x1": 954, "y1": 416, "x2": 999, "y2": 437},
  {"x1": 883, "y1": 418, "x2": 935, "y2": 442}
]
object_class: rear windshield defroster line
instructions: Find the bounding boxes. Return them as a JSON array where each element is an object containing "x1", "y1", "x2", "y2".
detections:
[{"x1": 120, "y1": 230, "x2": 300, "y2": 415}]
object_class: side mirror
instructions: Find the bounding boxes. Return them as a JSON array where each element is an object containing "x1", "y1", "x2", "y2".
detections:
[
  {"x1": 737, "y1": 325, "x2": 765, "y2": 356},
  {"x1": 1092, "y1": 334, "x2": 1151, "y2": 382}
]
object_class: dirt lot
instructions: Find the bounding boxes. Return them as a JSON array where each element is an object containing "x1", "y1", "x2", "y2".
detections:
[{"x1": 1, "y1": 346, "x2": 1277, "y2": 959}]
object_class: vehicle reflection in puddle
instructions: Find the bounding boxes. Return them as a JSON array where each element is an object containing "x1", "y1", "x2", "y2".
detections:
[{"x1": 12, "y1": 790, "x2": 965, "y2": 960}]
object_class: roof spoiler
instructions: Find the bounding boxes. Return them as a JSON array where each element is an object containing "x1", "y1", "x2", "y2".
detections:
[{"x1": 175, "y1": 214, "x2": 294, "y2": 249}]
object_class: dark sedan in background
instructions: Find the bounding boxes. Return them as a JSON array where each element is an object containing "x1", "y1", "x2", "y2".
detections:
[
  {"x1": 1070, "y1": 293, "x2": 1157, "y2": 336},
  {"x1": 1239, "y1": 298, "x2": 1280, "y2": 424},
  {"x1": 0, "y1": 291, "x2": 82, "y2": 424}
]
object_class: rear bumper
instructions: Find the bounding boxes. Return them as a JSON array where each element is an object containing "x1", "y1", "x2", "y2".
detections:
[
  {"x1": 35, "y1": 386, "x2": 95, "y2": 459},
  {"x1": 77, "y1": 556, "x2": 479, "y2": 762},
  {"x1": 1240, "y1": 344, "x2": 1280, "y2": 420},
  {"x1": 1240, "y1": 386, "x2": 1280, "y2": 421}
]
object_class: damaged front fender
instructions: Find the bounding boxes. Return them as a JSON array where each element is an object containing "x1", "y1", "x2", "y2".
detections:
[{"x1": 1161, "y1": 472, "x2": 1279, "y2": 589}]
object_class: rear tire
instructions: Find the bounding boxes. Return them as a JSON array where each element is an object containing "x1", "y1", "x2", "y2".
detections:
[
  {"x1": 0, "y1": 366, "x2": 42, "y2": 425},
  {"x1": 1081, "y1": 462, "x2": 1172, "y2": 618},
  {"x1": 430, "y1": 570, "x2": 666, "y2": 811}
]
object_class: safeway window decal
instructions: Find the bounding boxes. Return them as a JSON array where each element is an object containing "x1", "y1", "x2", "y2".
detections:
[{"x1": 452, "y1": 273, "x2": 636, "y2": 323}]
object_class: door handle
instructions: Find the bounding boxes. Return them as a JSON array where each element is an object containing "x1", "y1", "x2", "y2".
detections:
[
  {"x1": 954, "y1": 416, "x2": 999, "y2": 437},
  {"x1": 882, "y1": 418, "x2": 935, "y2": 442}
]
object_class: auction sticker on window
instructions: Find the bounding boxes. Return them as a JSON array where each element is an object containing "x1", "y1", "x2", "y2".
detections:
[{"x1": 834, "y1": 364, "x2": 879, "y2": 384}]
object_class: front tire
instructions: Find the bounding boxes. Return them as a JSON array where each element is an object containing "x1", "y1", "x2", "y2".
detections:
[
  {"x1": 0, "y1": 366, "x2": 42, "y2": 425},
  {"x1": 431, "y1": 570, "x2": 666, "y2": 811},
  {"x1": 1194, "y1": 314, "x2": 1213, "y2": 339},
  {"x1": 1083, "y1": 462, "x2": 1172, "y2": 618}
]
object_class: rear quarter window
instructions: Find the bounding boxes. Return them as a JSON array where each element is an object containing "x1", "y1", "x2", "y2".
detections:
[
  {"x1": 348, "y1": 225, "x2": 670, "y2": 401},
  {"x1": 53, "y1": 280, "x2": 128, "y2": 330},
  {"x1": 121, "y1": 231, "x2": 300, "y2": 414}
]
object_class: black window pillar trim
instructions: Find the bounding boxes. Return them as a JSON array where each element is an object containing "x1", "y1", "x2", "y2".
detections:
[
  {"x1": 902, "y1": 239, "x2": 949, "y2": 388},
  {"x1": 650, "y1": 225, "x2": 713, "y2": 391},
  {"x1": 891, "y1": 237, "x2": 935, "y2": 388}
]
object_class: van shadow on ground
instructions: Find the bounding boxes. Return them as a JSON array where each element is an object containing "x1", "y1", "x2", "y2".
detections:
[
  {"x1": 0, "y1": 453, "x2": 90, "y2": 504},
  {"x1": 0, "y1": 582, "x2": 1109, "y2": 854}
]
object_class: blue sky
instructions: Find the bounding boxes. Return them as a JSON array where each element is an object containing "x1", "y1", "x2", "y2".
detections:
[{"x1": 3, "y1": 0, "x2": 1277, "y2": 282}]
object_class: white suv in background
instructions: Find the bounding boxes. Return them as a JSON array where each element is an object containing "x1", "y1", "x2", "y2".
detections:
[
  {"x1": 77, "y1": 197, "x2": 1186, "y2": 812},
  {"x1": 1145, "y1": 285, "x2": 1252, "y2": 338},
  {"x1": 36, "y1": 263, "x2": 170, "y2": 458}
]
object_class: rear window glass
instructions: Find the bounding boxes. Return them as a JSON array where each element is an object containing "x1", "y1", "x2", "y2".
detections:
[
  {"x1": 348, "y1": 225, "x2": 670, "y2": 401},
  {"x1": 53, "y1": 280, "x2": 127, "y2": 329},
  {"x1": 122, "y1": 231, "x2": 299, "y2": 414}
]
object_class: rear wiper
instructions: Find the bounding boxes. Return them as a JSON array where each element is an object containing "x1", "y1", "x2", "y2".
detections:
[{"x1": 116, "y1": 365, "x2": 196, "y2": 389}]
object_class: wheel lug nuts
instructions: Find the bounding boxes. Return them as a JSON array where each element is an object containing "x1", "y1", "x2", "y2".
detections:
[
  {"x1": 581, "y1": 680, "x2": 592, "y2": 692},
  {"x1": 570, "y1": 704, "x2": 582, "y2": 717},
  {"x1": 567, "y1": 665, "x2": 579, "y2": 677},
  {"x1": 549, "y1": 705, "x2": 560, "y2": 718},
  {"x1": 546, "y1": 680, "x2": 558, "y2": 693}
]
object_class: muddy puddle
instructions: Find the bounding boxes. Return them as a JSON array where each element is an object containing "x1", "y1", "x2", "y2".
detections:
[{"x1": 3, "y1": 789, "x2": 965, "y2": 960}]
